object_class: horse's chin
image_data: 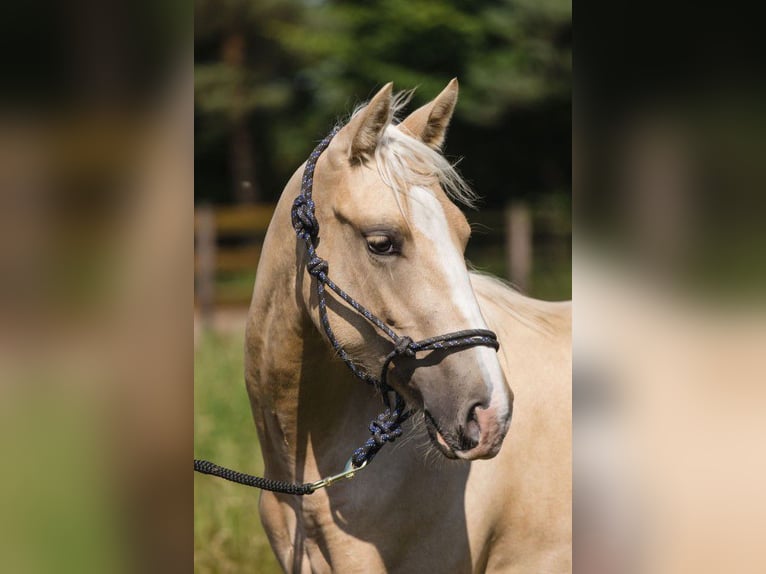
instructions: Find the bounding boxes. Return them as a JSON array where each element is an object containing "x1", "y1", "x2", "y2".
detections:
[{"x1": 423, "y1": 410, "x2": 459, "y2": 459}]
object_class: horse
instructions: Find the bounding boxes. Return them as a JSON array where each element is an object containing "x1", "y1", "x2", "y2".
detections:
[{"x1": 245, "y1": 79, "x2": 571, "y2": 573}]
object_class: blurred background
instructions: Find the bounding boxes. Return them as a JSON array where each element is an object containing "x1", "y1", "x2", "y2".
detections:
[
  {"x1": 0, "y1": 0, "x2": 192, "y2": 573},
  {"x1": 575, "y1": 1, "x2": 766, "y2": 573},
  {"x1": 193, "y1": 1, "x2": 570, "y2": 572}
]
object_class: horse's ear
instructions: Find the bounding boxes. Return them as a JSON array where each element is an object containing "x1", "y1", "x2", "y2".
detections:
[
  {"x1": 342, "y1": 82, "x2": 394, "y2": 164},
  {"x1": 400, "y1": 78, "x2": 459, "y2": 150}
]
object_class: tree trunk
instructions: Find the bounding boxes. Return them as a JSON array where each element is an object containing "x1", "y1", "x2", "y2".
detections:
[{"x1": 221, "y1": 32, "x2": 258, "y2": 204}]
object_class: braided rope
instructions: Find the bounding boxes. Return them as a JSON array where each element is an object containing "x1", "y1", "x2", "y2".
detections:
[{"x1": 194, "y1": 459, "x2": 315, "y2": 495}]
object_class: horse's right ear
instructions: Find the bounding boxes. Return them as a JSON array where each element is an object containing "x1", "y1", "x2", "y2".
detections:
[
  {"x1": 340, "y1": 82, "x2": 393, "y2": 164},
  {"x1": 400, "y1": 78, "x2": 459, "y2": 150}
]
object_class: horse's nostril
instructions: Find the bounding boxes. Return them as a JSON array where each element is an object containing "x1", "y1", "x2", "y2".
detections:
[
  {"x1": 468, "y1": 403, "x2": 480, "y2": 423},
  {"x1": 459, "y1": 403, "x2": 482, "y2": 451}
]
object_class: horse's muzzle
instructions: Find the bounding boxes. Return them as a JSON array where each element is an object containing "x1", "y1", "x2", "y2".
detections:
[
  {"x1": 424, "y1": 402, "x2": 512, "y2": 461},
  {"x1": 454, "y1": 404, "x2": 512, "y2": 460}
]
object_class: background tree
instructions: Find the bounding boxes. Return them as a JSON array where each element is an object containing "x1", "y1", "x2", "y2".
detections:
[{"x1": 195, "y1": 0, "x2": 304, "y2": 203}]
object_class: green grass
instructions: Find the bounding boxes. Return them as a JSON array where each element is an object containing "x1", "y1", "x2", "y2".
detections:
[{"x1": 194, "y1": 331, "x2": 282, "y2": 574}]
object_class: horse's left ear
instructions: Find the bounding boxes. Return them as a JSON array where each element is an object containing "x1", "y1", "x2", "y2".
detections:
[
  {"x1": 400, "y1": 78, "x2": 459, "y2": 150},
  {"x1": 341, "y1": 82, "x2": 394, "y2": 165}
]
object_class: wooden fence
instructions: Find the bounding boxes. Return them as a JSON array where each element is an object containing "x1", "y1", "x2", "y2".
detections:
[
  {"x1": 195, "y1": 201, "x2": 570, "y2": 322},
  {"x1": 194, "y1": 204, "x2": 274, "y2": 320}
]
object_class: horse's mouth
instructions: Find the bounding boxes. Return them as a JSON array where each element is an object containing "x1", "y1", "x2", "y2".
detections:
[{"x1": 423, "y1": 410, "x2": 459, "y2": 459}]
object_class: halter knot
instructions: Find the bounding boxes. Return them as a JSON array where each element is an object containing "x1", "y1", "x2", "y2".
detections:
[
  {"x1": 307, "y1": 256, "x2": 328, "y2": 277},
  {"x1": 369, "y1": 411, "x2": 403, "y2": 445},
  {"x1": 351, "y1": 408, "x2": 405, "y2": 467},
  {"x1": 291, "y1": 195, "x2": 319, "y2": 239},
  {"x1": 393, "y1": 336, "x2": 416, "y2": 357}
]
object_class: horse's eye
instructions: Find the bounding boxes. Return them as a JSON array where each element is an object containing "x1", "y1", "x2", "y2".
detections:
[{"x1": 366, "y1": 234, "x2": 397, "y2": 256}]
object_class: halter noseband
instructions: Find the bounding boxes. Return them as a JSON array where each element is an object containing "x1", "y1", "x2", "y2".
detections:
[{"x1": 291, "y1": 126, "x2": 500, "y2": 467}]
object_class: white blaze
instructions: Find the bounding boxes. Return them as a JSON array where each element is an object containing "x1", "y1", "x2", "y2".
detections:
[{"x1": 407, "y1": 186, "x2": 510, "y2": 417}]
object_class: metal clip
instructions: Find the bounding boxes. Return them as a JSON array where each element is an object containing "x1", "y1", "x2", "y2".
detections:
[{"x1": 310, "y1": 457, "x2": 369, "y2": 491}]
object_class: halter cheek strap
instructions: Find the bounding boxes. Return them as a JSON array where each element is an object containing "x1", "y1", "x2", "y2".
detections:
[{"x1": 291, "y1": 127, "x2": 500, "y2": 467}]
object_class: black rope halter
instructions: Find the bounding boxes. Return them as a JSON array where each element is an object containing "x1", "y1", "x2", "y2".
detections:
[{"x1": 194, "y1": 126, "x2": 500, "y2": 494}]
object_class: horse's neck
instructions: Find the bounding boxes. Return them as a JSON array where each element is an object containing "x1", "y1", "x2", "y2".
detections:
[{"x1": 245, "y1": 204, "x2": 382, "y2": 483}]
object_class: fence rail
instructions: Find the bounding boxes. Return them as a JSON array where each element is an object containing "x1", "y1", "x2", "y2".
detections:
[{"x1": 194, "y1": 201, "x2": 570, "y2": 322}]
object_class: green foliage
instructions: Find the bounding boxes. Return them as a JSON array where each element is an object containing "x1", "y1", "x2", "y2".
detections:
[
  {"x1": 194, "y1": 0, "x2": 571, "y2": 206},
  {"x1": 273, "y1": 0, "x2": 570, "y2": 122}
]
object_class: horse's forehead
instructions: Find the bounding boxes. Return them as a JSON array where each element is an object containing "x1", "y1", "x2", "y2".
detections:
[
  {"x1": 343, "y1": 163, "x2": 392, "y2": 196},
  {"x1": 330, "y1": 164, "x2": 409, "y2": 219},
  {"x1": 407, "y1": 185, "x2": 469, "y2": 242},
  {"x1": 318, "y1": 156, "x2": 467, "y2": 239}
]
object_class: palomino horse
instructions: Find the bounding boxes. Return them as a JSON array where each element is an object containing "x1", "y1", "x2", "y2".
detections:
[{"x1": 245, "y1": 79, "x2": 571, "y2": 573}]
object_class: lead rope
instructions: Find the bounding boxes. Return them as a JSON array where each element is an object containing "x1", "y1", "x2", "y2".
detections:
[
  {"x1": 194, "y1": 459, "x2": 318, "y2": 495},
  {"x1": 194, "y1": 126, "x2": 500, "y2": 494}
]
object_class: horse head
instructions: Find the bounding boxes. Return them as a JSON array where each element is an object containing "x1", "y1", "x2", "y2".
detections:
[{"x1": 301, "y1": 80, "x2": 513, "y2": 460}]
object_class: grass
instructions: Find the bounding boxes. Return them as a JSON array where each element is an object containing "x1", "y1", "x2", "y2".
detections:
[{"x1": 194, "y1": 331, "x2": 282, "y2": 574}]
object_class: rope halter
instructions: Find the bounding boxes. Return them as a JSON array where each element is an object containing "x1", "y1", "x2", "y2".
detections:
[{"x1": 291, "y1": 126, "x2": 500, "y2": 467}]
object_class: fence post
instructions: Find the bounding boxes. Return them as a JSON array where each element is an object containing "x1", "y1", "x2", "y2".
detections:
[
  {"x1": 196, "y1": 204, "x2": 216, "y2": 328},
  {"x1": 505, "y1": 201, "x2": 532, "y2": 292}
]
